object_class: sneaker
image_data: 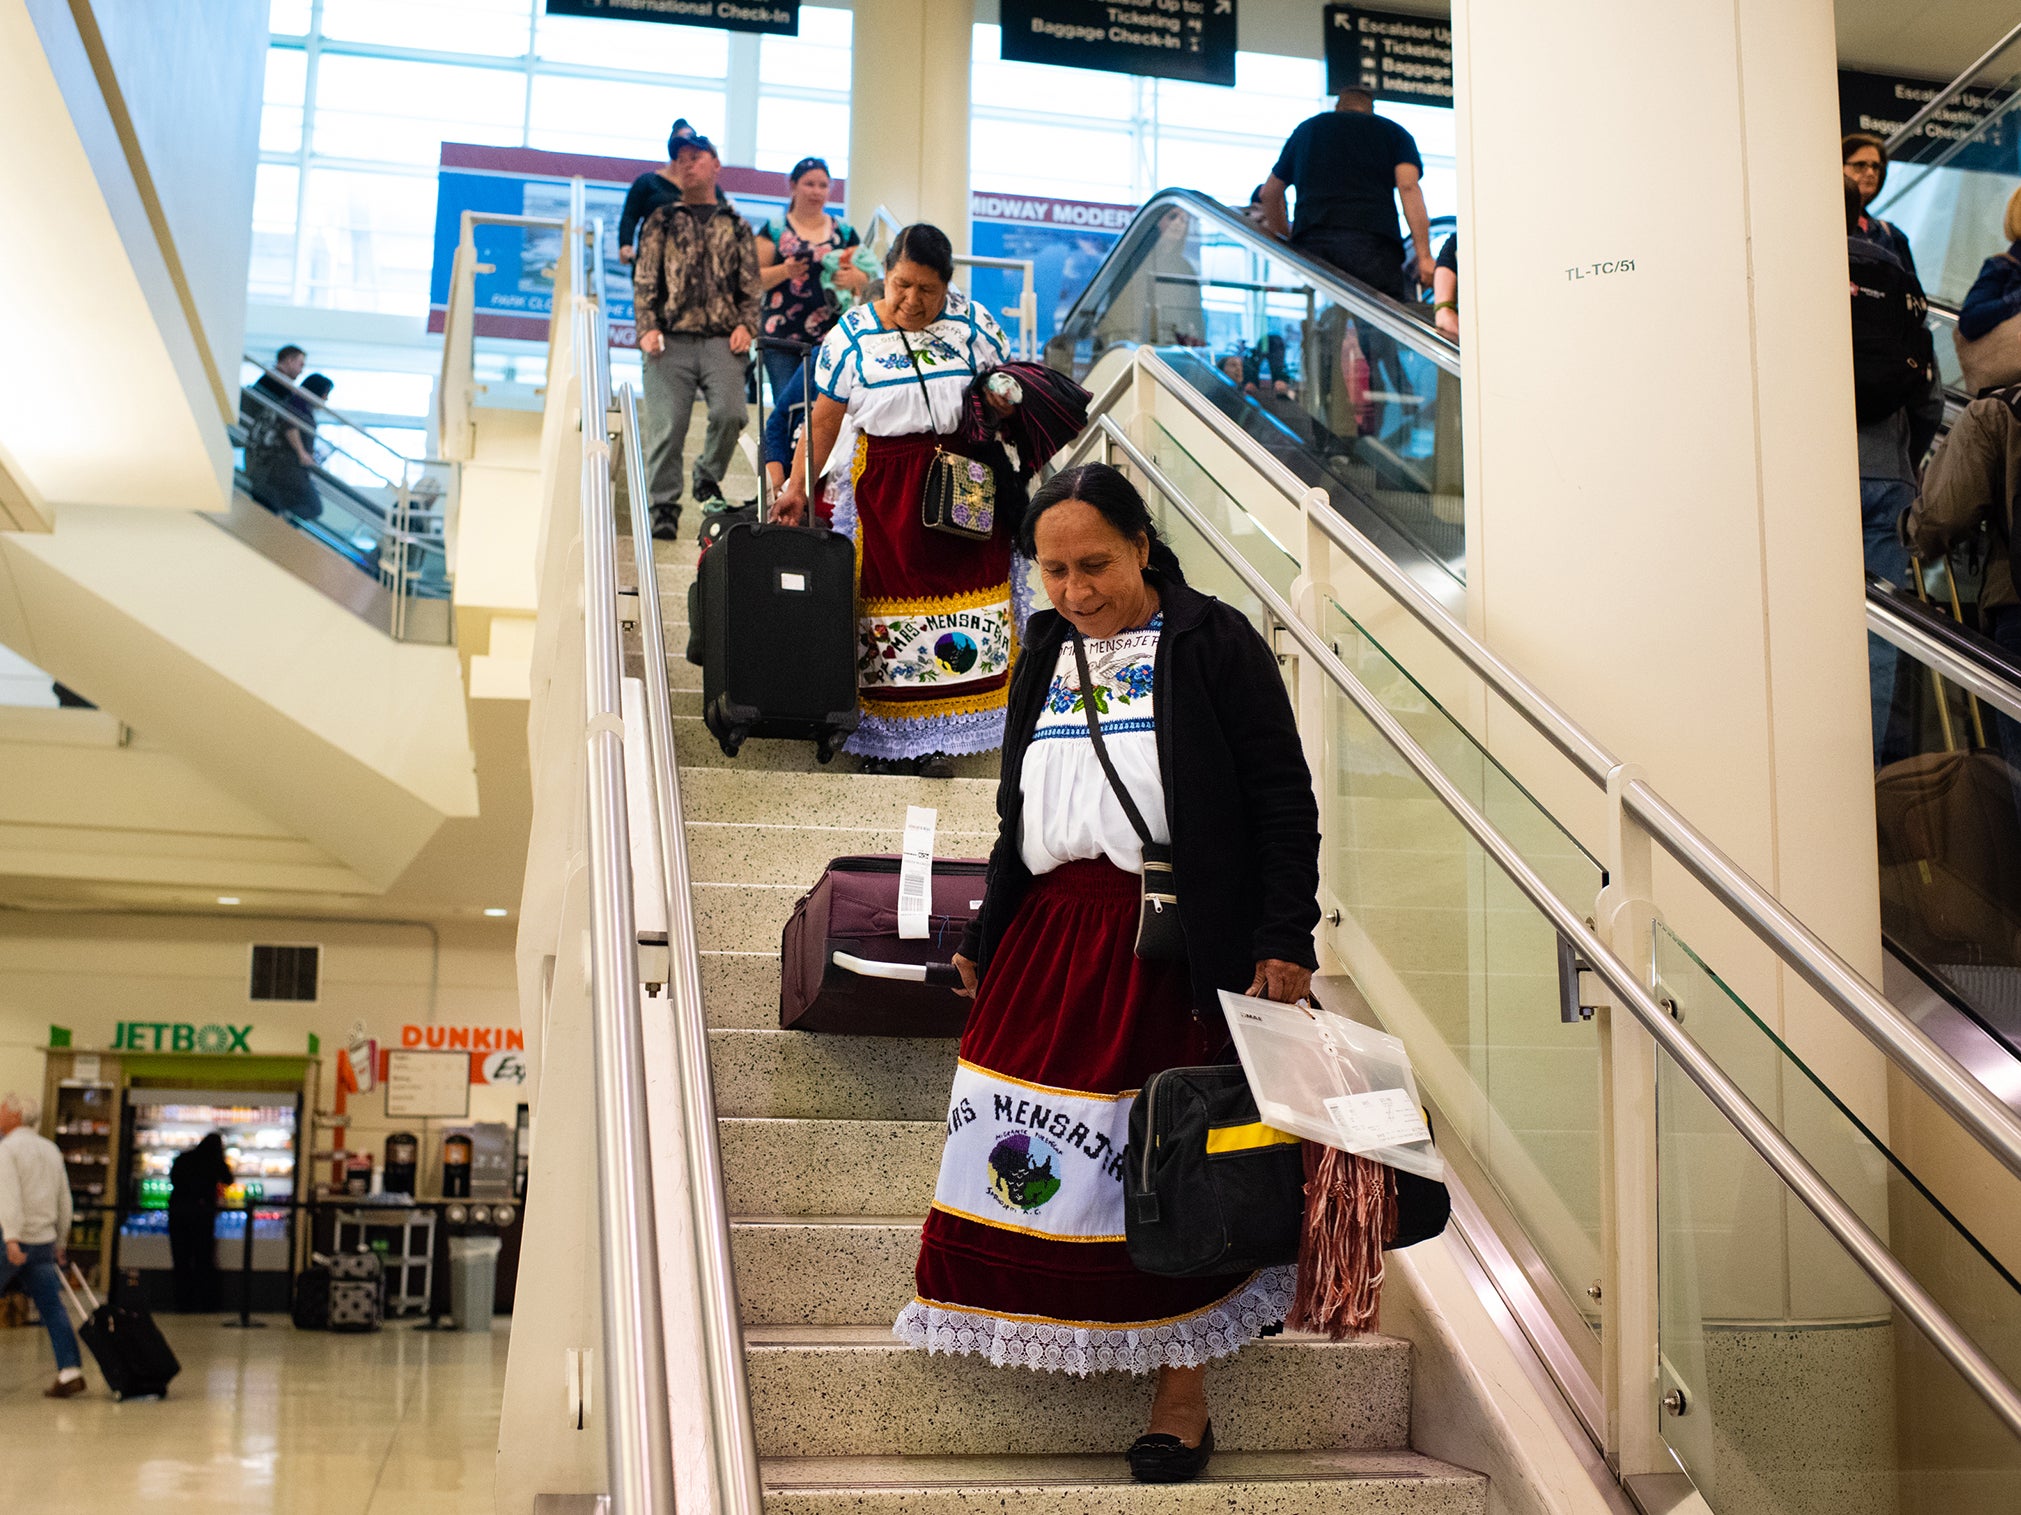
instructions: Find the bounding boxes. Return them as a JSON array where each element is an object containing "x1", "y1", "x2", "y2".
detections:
[
  {"x1": 650, "y1": 504, "x2": 682, "y2": 541},
  {"x1": 692, "y1": 470, "x2": 725, "y2": 507},
  {"x1": 45, "y1": 1375, "x2": 86, "y2": 1399}
]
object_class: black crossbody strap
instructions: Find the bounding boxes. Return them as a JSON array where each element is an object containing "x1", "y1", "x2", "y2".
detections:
[
  {"x1": 1071, "y1": 632, "x2": 1155, "y2": 848},
  {"x1": 898, "y1": 328, "x2": 972, "y2": 440}
]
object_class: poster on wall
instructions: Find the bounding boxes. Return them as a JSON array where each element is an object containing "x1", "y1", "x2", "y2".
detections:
[
  {"x1": 1838, "y1": 70, "x2": 2013, "y2": 172},
  {"x1": 1322, "y1": 6, "x2": 1453, "y2": 108},
  {"x1": 542, "y1": 0, "x2": 800, "y2": 35},
  {"x1": 968, "y1": 191, "x2": 1136, "y2": 350},
  {"x1": 427, "y1": 143, "x2": 840, "y2": 348},
  {"x1": 385, "y1": 1050, "x2": 472, "y2": 1119},
  {"x1": 1000, "y1": 0, "x2": 1238, "y2": 88}
]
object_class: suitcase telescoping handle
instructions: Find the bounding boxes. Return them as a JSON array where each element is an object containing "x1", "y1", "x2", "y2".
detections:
[
  {"x1": 831, "y1": 950, "x2": 964, "y2": 990},
  {"x1": 755, "y1": 335, "x2": 819, "y2": 519},
  {"x1": 59, "y1": 1260, "x2": 100, "y2": 1323}
]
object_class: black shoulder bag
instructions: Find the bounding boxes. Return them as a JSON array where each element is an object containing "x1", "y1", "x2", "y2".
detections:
[
  {"x1": 899, "y1": 331, "x2": 996, "y2": 541},
  {"x1": 1070, "y1": 631, "x2": 1185, "y2": 961}
]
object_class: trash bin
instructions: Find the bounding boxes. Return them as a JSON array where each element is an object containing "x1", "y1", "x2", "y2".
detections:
[{"x1": 446, "y1": 1235, "x2": 501, "y2": 1332}]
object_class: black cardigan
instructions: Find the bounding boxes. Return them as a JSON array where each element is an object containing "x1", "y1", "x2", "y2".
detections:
[{"x1": 961, "y1": 576, "x2": 1321, "y2": 1021}]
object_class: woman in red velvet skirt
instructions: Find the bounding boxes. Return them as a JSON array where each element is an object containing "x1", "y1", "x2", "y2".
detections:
[{"x1": 898, "y1": 463, "x2": 1322, "y2": 1484}]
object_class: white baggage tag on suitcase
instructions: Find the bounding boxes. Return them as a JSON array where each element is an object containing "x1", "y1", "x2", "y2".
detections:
[{"x1": 898, "y1": 806, "x2": 937, "y2": 940}]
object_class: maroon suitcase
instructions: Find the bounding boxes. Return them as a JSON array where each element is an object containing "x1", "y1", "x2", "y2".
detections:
[{"x1": 779, "y1": 854, "x2": 988, "y2": 1035}]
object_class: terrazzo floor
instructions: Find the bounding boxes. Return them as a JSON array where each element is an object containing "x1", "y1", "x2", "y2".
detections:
[{"x1": 0, "y1": 1310, "x2": 509, "y2": 1514}]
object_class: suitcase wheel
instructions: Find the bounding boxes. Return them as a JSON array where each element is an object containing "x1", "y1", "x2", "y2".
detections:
[{"x1": 718, "y1": 730, "x2": 745, "y2": 758}]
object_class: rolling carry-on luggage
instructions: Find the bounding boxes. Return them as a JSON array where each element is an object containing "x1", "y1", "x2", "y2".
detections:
[
  {"x1": 292, "y1": 1263, "x2": 332, "y2": 1330},
  {"x1": 324, "y1": 1249, "x2": 384, "y2": 1333},
  {"x1": 699, "y1": 334, "x2": 856, "y2": 759},
  {"x1": 698, "y1": 504, "x2": 859, "y2": 761},
  {"x1": 779, "y1": 854, "x2": 986, "y2": 1035},
  {"x1": 62, "y1": 1263, "x2": 180, "y2": 1400}
]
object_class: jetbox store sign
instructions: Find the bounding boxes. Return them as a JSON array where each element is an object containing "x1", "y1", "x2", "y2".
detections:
[{"x1": 112, "y1": 1021, "x2": 255, "y2": 1053}]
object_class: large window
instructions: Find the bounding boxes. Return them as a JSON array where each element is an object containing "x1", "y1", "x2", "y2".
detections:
[
  {"x1": 253, "y1": 2, "x2": 852, "y2": 316},
  {"x1": 969, "y1": 23, "x2": 1457, "y2": 220}
]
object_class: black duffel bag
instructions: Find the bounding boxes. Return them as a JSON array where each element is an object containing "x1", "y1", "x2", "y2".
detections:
[{"x1": 1123, "y1": 1064, "x2": 1450, "y2": 1278}]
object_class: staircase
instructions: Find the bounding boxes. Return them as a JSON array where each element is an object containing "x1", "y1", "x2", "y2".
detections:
[{"x1": 653, "y1": 542, "x2": 1490, "y2": 1513}]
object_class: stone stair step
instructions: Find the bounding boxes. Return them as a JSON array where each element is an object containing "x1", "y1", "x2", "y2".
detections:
[
  {"x1": 695, "y1": 881, "x2": 806, "y2": 953},
  {"x1": 720, "y1": 1117, "x2": 944, "y2": 1217},
  {"x1": 675, "y1": 712, "x2": 1003, "y2": 778},
  {"x1": 760, "y1": 1450, "x2": 1487, "y2": 1515},
  {"x1": 677, "y1": 766, "x2": 999, "y2": 832},
  {"x1": 687, "y1": 820, "x2": 1000, "y2": 886},
  {"x1": 709, "y1": 1029, "x2": 957, "y2": 1120},
  {"x1": 734, "y1": 1217, "x2": 922, "y2": 1325},
  {"x1": 702, "y1": 951, "x2": 782, "y2": 1029},
  {"x1": 744, "y1": 1327, "x2": 1413, "y2": 1458}
]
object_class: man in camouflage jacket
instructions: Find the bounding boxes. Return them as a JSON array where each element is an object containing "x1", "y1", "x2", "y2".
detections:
[{"x1": 633, "y1": 135, "x2": 760, "y2": 536}]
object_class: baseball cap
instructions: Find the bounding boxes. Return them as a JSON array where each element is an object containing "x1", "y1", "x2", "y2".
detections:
[{"x1": 674, "y1": 132, "x2": 719, "y2": 159}]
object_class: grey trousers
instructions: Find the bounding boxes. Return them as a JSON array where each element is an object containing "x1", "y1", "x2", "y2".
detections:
[{"x1": 641, "y1": 334, "x2": 747, "y2": 509}]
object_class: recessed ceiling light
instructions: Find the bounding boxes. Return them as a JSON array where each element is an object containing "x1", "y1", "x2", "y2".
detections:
[
  {"x1": 483, "y1": 907, "x2": 509, "y2": 917},
  {"x1": 217, "y1": 896, "x2": 241, "y2": 905}
]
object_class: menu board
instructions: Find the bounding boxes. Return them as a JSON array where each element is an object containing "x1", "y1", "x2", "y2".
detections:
[
  {"x1": 1323, "y1": 5, "x2": 1454, "y2": 109},
  {"x1": 542, "y1": 0, "x2": 799, "y2": 36},
  {"x1": 385, "y1": 1050, "x2": 472, "y2": 1120},
  {"x1": 1000, "y1": 0, "x2": 1237, "y2": 88}
]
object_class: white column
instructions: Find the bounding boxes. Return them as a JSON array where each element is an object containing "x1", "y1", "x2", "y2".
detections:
[
  {"x1": 1450, "y1": 0, "x2": 1895, "y2": 1456},
  {"x1": 846, "y1": 0, "x2": 974, "y2": 250}
]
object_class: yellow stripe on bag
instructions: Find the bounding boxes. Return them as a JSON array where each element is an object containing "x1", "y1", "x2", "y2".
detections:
[{"x1": 1204, "y1": 1121, "x2": 1301, "y2": 1155}]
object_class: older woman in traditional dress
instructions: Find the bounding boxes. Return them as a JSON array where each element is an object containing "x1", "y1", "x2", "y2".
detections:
[
  {"x1": 897, "y1": 463, "x2": 1322, "y2": 1483},
  {"x1": 774, "y1": 223, "x2": 1017, "y2": 776}
]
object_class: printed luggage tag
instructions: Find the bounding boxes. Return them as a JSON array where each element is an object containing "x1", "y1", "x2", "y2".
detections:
[{"x1": 898, "y1": 805, "x2": 937, "y2": 940}]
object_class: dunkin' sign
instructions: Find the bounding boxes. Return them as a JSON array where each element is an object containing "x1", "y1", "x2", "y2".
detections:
[{"x1": 400, "y1": 1023, "x2": 525, "y2": 1053}]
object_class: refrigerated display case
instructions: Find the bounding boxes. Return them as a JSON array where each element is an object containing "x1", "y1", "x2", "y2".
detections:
[
  {"x1": 49, "y1": 1076, "x2": 119, "y2": 1287},
  {"x1": 118, "y1": 1090, "x2": 300, "y2": 1276}
]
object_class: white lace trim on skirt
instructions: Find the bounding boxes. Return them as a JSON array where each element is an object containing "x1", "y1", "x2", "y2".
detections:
[{"x1": 892, "y1": 1265, "x2": 1295, "y2": 1377}]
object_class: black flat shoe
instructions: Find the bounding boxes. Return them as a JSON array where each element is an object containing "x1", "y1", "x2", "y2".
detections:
[
  {"x1": 913, "y1": 751, "x2": 956, "y2": 779},
  {"x1": 1125, "y1": 1419, "x2": 1213, "y2": 1484}
]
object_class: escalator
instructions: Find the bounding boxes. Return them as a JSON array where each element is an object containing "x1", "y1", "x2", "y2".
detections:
[
  {"x1": 1050, "y1": 184, "x2": 2021, "y2": 1111},
  {"x1": 225, "y1": 362, "x2": 456, "y2": 643}
]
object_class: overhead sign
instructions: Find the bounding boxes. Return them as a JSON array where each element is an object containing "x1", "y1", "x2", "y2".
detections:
[
  {"x1": 428, "y1": 144, "x2": 837, "y2": 348},
  {"x1": 542, "y1": 0, "x2": 799, "y2": 34},
  {"x1": 1323, "y1": 6, "x2": 1453, "y2": 108},
  {"x1": 1838, "y1": 70, "x2": 2012, "y2": 173},
  {"x1": 1000, "y1": 0, "x2": 1237, "y2": 88},
  {"x1": 968, "y1": 191, "x2": 1135, "y2": 349}
]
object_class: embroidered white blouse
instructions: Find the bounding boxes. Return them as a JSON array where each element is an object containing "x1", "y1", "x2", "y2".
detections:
[
  {"x1": 1019, "y1": 619, "x2": 1168, "y2": 877},
  {"x1": 813, "y1": 285, "x2": 1010, "y2": 437}
]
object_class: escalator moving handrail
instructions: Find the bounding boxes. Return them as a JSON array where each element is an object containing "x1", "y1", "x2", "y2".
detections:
[
  {"x1": 1107, "y1": 344, "x2": 2021, "y2": 1192},
  {"x1": 1058, "y1": 187, "x2": 1460, "y2": 378},
  {"x1": 1884, "y1": 20, "x2": 2021, "y2": 153},
  {"x1": 1867, "y1": 579, "x2": 2021, "y2": 725},
  {"x1": 1083, "y1": 410, "x2": 2021, "y2": 1443}
]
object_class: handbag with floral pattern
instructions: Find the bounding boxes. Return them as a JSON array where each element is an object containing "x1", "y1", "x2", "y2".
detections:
[{"x1": 899, "y1": 332, "x2": 996, "y2": 541}]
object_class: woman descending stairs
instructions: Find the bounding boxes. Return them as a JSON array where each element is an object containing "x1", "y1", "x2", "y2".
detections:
[{"x1": 655, "y1": 545, "x2": 1488, "y2": 1512}]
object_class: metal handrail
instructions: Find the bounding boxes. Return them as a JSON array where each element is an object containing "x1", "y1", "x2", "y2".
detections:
[
  {"x1": 1883, "y1": 20, "x2": 2021, "y2": 150},
  {"x1": 1867, "y1": 583, "x2": 2021, "y2": 726},
  {"x1": 619, "y1": 384, "x2": 766, "y2": 1515},
  {"x1": 572, "y1": 190, "x2": 675, "y2": 1515},
  {"x1": 1083, "y1": 410, "x2": 2021, "y2": 1443},
  {"x1": 1111, "y1": 344, "x2": 2021, "y2": 1187},
  {"x1": 1058, "y1": 187, "x2": 1460, "y2": 377}
]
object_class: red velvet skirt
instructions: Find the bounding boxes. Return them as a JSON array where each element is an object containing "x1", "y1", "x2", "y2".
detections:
[
  {"x1": 896, "y1": 860, "x2": 1296, "y2": 1375},
  {"x1": 844, "y1": 431, "x2": 1015, "y2": 760}
]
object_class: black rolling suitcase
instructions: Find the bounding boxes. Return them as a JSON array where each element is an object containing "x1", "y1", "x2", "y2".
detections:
[
  {"x1": 62, "y1": 1264, "x2": 180, "y2": 1400},
  {"x1": 699, "y1": 337, "x2": 857, "y2": 760}
]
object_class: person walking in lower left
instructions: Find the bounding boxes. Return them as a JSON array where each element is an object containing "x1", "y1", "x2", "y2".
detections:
[{"x1": 0, "y1": 1092, "x2": 85, "y2": 1398}]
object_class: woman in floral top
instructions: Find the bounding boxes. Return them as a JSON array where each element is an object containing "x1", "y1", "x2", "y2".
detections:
[{"x1": 755, "y1": 156, "x2": 865, "y2": 402}]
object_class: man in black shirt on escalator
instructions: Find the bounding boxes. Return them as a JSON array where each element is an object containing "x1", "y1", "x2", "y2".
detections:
[{"x1": 1257, "y1": 89, "x2": 1434, "y2": 299}]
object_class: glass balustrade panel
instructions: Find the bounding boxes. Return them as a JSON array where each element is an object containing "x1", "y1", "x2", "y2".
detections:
[{"x1": 1654, "y1": 927, "x2": 2021, "y2": 1515}]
